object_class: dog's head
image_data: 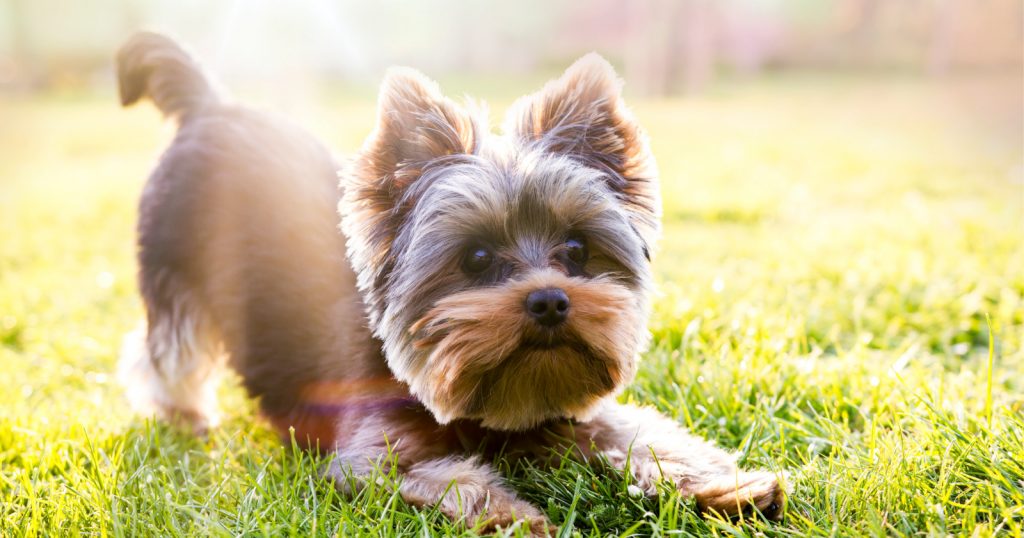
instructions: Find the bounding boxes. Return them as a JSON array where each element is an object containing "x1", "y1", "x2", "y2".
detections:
[{"x1": 341, "y1": 54, "x2": 660, "y2": 430}]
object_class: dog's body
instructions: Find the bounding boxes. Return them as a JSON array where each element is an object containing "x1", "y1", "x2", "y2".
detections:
[
  {"x1": 117, "y1": 33, "x2": 387, "y2": 446},
  {"x1": 118, "y1": 32, "x2": 783, "y2": 532}
]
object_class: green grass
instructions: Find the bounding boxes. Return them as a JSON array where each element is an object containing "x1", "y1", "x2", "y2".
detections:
[{"x1": 1, "y1": 74, "x2": 1022, "y2": 536}]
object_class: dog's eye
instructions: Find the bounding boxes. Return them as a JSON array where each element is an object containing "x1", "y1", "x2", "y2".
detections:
[
  {"x1": 565, "y1": 237, "x2": 588, "y2": 265},
  {"x1": 462, "y1": 246, "x2": 494, "y2": 273}
]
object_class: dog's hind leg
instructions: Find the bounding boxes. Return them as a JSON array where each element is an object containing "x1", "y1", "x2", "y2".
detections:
[{"x1": 119, "y1": 277, "x2": 225, "y2": 434}]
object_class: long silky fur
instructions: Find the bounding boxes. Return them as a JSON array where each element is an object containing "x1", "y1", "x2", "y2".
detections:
[{"x1": 340, "y1": 55, "x2": 661, "y2": 432}]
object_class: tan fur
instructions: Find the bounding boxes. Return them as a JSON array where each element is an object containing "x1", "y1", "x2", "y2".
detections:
[{"x1": 409, "y1": 269, "x2": 643, "y2": 429}]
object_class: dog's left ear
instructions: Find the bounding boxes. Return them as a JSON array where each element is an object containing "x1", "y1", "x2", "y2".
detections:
[{"x1": 504, "y1": 53, "x2": 660, "y2": 254}]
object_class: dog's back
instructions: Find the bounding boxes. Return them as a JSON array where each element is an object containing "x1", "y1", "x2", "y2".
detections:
[{"x1": 117, "y1": 33, "x2": 385, "y2": 439}]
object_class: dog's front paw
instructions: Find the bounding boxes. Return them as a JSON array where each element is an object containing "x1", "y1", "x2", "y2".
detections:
[
  {"x1": 423, "y1": 485, "x2": 553, "y2": 536},
  {"x1": 397, "y1": 457, "x2": 554, "y2": 536},
  {"x1": 692, "y1": 470, "x2": 785, "y2": 521},
  {"x1": 473, "y1": 494, "x2": 554, "y2": 537}
]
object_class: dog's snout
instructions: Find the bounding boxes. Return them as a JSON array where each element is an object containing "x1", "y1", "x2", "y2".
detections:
[{"x1": 525, "y1": 288, "x2": 570, "y2": 327}]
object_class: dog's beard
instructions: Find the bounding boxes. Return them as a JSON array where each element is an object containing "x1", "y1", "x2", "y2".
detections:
[{"x1": 408, "y1": 269, "x2": 646, "y2": 430}]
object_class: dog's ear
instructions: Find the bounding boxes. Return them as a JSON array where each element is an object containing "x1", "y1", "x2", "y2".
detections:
[
  {"x1": 357, "y1": 67, "x2": 477, "y2": 192},
  {"x1": 343, "y1": 68, "x2": 477, "y2": 329},
  {"x1": 504, "y1": 53, "x2": 660, "y2": 253}
]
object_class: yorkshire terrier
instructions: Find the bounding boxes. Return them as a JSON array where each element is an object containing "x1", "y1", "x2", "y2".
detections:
[{"x1": 117, "y1": 32, "x2": 784, "y2": 533}]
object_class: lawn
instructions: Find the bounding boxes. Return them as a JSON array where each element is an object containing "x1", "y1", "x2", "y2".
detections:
[{"x1": 1, "y1": 74, "x2": 1021, "y2": 536}]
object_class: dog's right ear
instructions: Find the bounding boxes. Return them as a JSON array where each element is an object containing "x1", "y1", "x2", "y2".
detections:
[
  {"x1": 342, "y1": 68, "x2": 477, "y2": 330},
  {"x1": 357, "y1": 68, "x2": 477, "y2": 192}
]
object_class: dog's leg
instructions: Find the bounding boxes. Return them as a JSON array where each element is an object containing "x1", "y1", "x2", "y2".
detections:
[
  {"x1": 326, "y1": 407, "x2": 552, "y2": 535},
  {"x1": 399, "y1": 456, "x2": 551, "y2": 533},
  {"x1": 119, "y1": 285, "x2": 224, "y2": 434},
  {"x1": 554, "y1": 402, "x2": 785, "y2": 520}
]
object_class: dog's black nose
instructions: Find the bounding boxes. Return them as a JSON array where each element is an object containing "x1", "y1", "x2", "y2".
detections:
[{"x1": 525, "y1": 288, "x2": 570, "y2": 327}]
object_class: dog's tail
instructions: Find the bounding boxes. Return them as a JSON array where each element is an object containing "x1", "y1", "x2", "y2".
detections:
[{"x1": 117, "y1": 32, "x2": 219, "y2": 120}]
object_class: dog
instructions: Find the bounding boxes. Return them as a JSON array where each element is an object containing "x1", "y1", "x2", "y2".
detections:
[{"x1": 117, "y1": 31, "x2": 784, "y2": 533}]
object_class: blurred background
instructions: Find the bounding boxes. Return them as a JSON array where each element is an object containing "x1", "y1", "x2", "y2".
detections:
[{"x1": 1, "y1": 0, "x2": 1022, "y2": 95}]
